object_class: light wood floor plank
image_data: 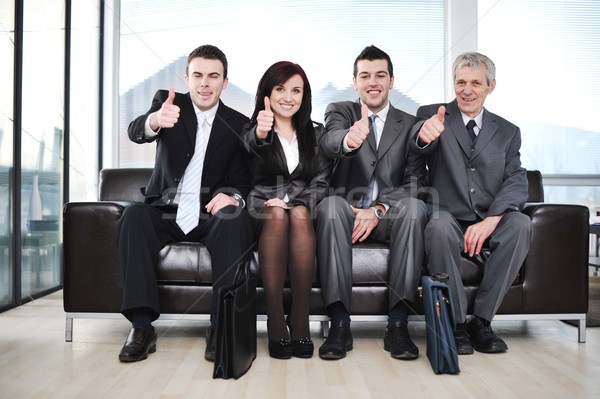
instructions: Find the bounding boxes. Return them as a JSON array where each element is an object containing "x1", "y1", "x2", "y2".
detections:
[{"x1": 1, "y1": 291, "x2": 599, "y2": 398}]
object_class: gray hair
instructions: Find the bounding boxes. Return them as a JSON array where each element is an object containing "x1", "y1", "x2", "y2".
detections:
[{"x1": 453, "y1": 52, "x2": 496, "y2": 85}]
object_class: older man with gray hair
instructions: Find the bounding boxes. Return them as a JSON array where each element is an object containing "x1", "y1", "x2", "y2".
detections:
[{"x1": 411, "y1": 52, "x2": 531, "y2": 355}]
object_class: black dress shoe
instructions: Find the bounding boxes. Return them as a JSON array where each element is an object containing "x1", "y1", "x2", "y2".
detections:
[
  {"x1": 318, "y1": 320, "x2": 353, "y2": 360},
  {"x1": 269, "y1": 338, "x2": 293, "y2": 359},
  {"x1": 204, "y1": 328, "x2": 216, "y2": 362},
  {"x1": 118, "y1": 327, "x2": 157, "y2": 362},
  {"x1": 453, "y1": 324, "x2": 474, "y2": 355},
  {"x1": 292, "y1": 337, "x2": 314, "y2": 358},
  {"x1": 383, "y1": 321, "x2": 419, "y2": 360},
  {"x1": 467, "y1": 316, "x2": 508, "y2": 353}
]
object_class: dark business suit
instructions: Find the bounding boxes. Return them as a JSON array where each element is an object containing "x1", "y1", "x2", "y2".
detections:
[
  {"x1": 117, "y1": 89, "x2": 253, "y2": 323},
  {"x1": 316, "y1": 100, "x2": 428, "y2": 311},
  {"x1": 412, "y1": 99, "x2": 531, "y2": 322},
  {"x1": 243, "y1": 123, "x2": 332, "y2": 215}
]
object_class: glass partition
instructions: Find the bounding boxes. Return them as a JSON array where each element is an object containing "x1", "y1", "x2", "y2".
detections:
[
  {"x1": 0, "y1": 0, "x2": 15, "y2": 307},
  {"x1": 20, "y1": 0, "x2": 64, "y2": 297}
]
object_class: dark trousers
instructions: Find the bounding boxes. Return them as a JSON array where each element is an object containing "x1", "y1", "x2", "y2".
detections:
[{"x1": 116, "y1": 203, "x2": 253, "y2": 324}]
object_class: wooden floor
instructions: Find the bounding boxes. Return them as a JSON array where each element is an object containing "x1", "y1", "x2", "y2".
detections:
[{"x1": 1, "y1": 291, "x2": 599, "y2": 399}]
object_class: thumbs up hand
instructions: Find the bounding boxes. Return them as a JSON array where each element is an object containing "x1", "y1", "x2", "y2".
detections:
[
  {"x1": 256, "y1": 96, "x2": 274, "y2": 140},
  {"x1": 347, "y1": 103, "x2": 371, "y2": 149},
  {"x1": 149, "y1": 88, "x2": 180, "y2": 131},
  {"x1": 418, "y1": 105, "x2": 445, "y2": 144}
]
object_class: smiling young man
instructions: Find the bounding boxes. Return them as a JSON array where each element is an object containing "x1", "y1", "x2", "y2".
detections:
[
  {"x1": 315, "y1": 45, "x2": 427, "y2": 361},
  {"x1": 116, "y1": 45, "x2": 253, "y2": 363},
  {"x1": 412, "y1": 52, "x2": 531, "y2": 355}
]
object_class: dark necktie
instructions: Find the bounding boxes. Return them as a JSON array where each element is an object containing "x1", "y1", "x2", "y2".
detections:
[
  {"x1": 361, "y1": 115, "x2": 378, "y2": 208},
  {"x1": 466, "y1": 119, "x2": 477, "y2": 146}
]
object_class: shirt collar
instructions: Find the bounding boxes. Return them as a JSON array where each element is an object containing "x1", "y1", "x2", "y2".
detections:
[
  {"x1": 368, "y1": 101, "x2": 390, "y2": 123},
  {"x1": 460, "y1": 109, "x2": 484, "y2": 129},
  {"x1": 192, "y1": 101, "x2": 219, "y2": 126}
]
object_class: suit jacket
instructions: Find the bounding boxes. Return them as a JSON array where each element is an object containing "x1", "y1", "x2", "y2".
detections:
[
  {"x1": 411, "y1": 99, "x2": 528, "y2": 221},
  {"x1": 128, "y1": 90, "x2": 250, "y2": 211},
  {"x1": 243, "y1": 123, "x2": 332, "y2": 212},
  {"x1": 321, "y1": 100, "x2": 426, "y2": 207}
]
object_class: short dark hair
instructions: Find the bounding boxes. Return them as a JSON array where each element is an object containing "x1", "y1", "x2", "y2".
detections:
[
  {"x1": 186, "y1": 44, "x2": 228, "y2": 78},
  {"x1": 353, "y1": 45, "x2": 393, "y2": 78}
]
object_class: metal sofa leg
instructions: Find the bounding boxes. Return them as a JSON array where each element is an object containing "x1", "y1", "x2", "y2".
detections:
[
  {"x1": 321, "y1": 320, "x2": 330, "y2": 338},
  {"x1": 66, "y1": 316, "x2": 73, "y2": 342},
  {"x1": 578, "y1": 318, "x2": 587, "y2": 343}
]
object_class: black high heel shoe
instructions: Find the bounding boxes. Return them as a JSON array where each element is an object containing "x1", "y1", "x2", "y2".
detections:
[
  {"x1": 291, "y1": 337, "x2": 314, "y2": 358},
  {"x1": 268, "y1": 338, "x2": 293, "y2": 359},
  {"x1": 267, "y1": 319, "x2": 293, "y2": 359},
  {"x1": 286, "y1": 315, "x2": 314, "y2": 358}
]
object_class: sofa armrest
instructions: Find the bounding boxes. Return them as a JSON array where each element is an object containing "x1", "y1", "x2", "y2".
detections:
[
  {"x1": 521, "y1": 203, "x2": 589, "y2": 313},
  {"x1": 63, "y1": 201, "x2": 130, "y2": 313}
]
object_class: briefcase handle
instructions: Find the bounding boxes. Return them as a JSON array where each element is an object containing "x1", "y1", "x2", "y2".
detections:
[{"x1": 431, "y1": 273, "x2": 449, "y2": 283}]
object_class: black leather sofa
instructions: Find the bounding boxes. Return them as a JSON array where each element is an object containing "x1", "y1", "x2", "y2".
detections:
[{"x1": 63, "y1": 169, "x2": 590, "y2": 342}]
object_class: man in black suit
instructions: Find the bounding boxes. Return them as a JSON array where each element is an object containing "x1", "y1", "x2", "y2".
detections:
[
  {"x1": 116, "y1": 45, "x2": 253, "y2": 363},
  {"x1": 316, "y1": 45, "x2": 427, "y2": 361},
  {"x1": 412, "y1": 52, "x2": 531, "y2": 354}
]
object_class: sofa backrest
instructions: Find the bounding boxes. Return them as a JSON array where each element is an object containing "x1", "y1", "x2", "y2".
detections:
[
  {"x1": 526, "y1": 170, "x2": 544, "y2": 202},
  {"x1": 98, "y1": 167, "x2": 545, "y2": 203},
  {"x1": 99, "y1": 168, "x2": 152, "y2": 202}
]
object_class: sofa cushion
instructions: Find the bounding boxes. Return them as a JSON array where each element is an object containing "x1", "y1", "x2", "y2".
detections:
[{"x1": 157, "y1": 241, "x2": 521, "y2": 288}]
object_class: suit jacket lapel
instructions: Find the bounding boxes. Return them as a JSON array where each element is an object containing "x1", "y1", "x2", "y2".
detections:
[
  {"x1": 377, "y1": 106, "x2": 402, "y2": 159},
  {"x1": 471, "y1": 109, "x2": 498, "y2": 159},
  {"x1": 446, "y1": 101, "x2": 474, "y2": 157},
  {"x1": 203, "y1": 101, "x2": 228, "y2": 167},
  {"x1": 182, "y1": 93, "x2": 198, "y2": 148}
]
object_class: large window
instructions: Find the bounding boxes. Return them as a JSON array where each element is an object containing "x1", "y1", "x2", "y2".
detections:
[
  {"x1": 477, "y1": 0, "x2": 600, "y2": 212},
  {"x1": 118, "y1": 0, "x2": 446, "y2": 167},
  {"x1": 115, "y1": 0, "x2": 600, "y2": 226}
]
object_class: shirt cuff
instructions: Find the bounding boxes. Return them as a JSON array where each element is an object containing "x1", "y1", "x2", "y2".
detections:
[
  {"x1": 342, "y1": 133, "x2": 353, "y2": 153},
  {"x1": 144, "y1": 115, "x2": 160, "y2": 138},
  {"x1": 415, "y1": 135, "x2": 430, "y2": 149}
]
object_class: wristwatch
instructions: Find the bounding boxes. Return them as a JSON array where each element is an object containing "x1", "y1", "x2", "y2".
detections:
[
  {"x1": 370, "y1": 206, "x2": 384, "y2": 220},
  {"x1": 231, "y1": 193, "x2": 246, "y2": 208}
]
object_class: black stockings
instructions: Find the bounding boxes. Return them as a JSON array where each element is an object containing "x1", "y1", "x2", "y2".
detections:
[{"x1": 258, "y1": 206, "x2": 315, "y2": 341}]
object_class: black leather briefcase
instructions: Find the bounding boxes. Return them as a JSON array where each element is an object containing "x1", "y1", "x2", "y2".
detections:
[{"x1": 213, "y1": 262, "x2": 257, "y2": 380}]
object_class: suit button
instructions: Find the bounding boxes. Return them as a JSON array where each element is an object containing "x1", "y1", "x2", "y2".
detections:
[
  {"x1": 186, "y1": 153, "x2": 191, "y2": 158},
  {"x1": 371, "y1": 161, "x2": 376, "y2": 166},
  {"x1": 174, "y1": 178, "x2": 180, "y2": 182},
  {"x1": 470, "y1": 188, "x2": 476, "y2": 194},
  {"x1": 470, "y1": 167, "x2": 476, "y2": 171}
]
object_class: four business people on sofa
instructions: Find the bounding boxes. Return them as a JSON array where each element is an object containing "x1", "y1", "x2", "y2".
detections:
[{"x1": 117, "y1": 43, "x2": 530, "y2": 363}]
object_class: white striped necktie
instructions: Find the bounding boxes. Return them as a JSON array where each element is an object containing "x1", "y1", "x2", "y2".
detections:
[{"x1": 176, "y1": 114, "x2": 207, "y2": 234}]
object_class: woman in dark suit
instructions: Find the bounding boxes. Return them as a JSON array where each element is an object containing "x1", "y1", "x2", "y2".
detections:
[{"x1": 243, "y1": 61, "x2": 332, "y2": 359}]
